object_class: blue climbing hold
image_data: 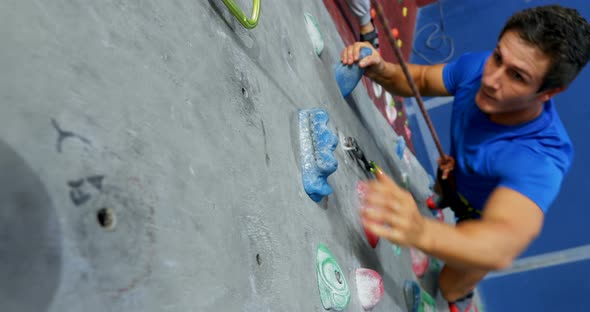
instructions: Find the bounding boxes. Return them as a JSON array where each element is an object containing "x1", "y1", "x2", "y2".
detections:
[
  {"x1": 299, "y1": 109, "x2": 339, "y2": 202},
  {"x1": 403, "y1": 280, "x2": 421, "y2": 312},
  {"x1": 396, "y1": 136, "x2": 406, "y2": 160},
  {"x1": 403, "y1": 280, "x2": 437, "y2": 311},
  {"x1": 335, "y1": 47, "x2": 372, "y2": 97}
]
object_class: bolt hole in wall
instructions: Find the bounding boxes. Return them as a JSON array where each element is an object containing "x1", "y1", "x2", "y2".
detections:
[
  {"x1": 335, "y1": 270, "x2": 342, "y2": 284},
  {"x1": 242, "y1": 87, "x2": 249, "y2": 98},
  {"x1": 97, "y1": 207, "x2": 116, "y2": 230}
]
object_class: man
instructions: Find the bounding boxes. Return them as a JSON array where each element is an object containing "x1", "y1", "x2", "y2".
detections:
[
  {"x1": 345, "y1": 0, "x2": 379, "y2": 49},
  {"x1": 340, "y1": 5, "x2": 590, "y2": 312}
]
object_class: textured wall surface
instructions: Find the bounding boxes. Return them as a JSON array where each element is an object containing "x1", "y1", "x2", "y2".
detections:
[{"x1": 0, "y1": 0, "x2": 445, "y2": 311}]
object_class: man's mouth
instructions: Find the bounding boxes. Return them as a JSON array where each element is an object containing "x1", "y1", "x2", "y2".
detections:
[{"x1": 481, "y1": 89, "x2": 496, "y2": 102}]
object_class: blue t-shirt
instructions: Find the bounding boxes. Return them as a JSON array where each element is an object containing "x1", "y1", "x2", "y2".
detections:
[{"x1": 442, "y1": 52, "x2": 574, "y2": 213}]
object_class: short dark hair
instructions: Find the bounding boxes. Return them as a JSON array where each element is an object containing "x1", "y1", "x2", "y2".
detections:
[{"x1": 499, "y1": 5, "x2": 590, "y2": 91}]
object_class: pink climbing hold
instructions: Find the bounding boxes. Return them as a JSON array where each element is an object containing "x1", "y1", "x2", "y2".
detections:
[
  {"x1": 357, "y1": 181, "x2": 379, "y2": 248},
  {"x1": 355, "y1": 268, "x2": 384, "y2": 310},
  {"x1": 404, "y1": 124, "x2": 412, "y2": 140},
  {"x1": 357, "y1": 180, "x2": 369, "y2": 195},
  {"x1": 410, "y1": 248, "x2": 429, "y2": 278}
]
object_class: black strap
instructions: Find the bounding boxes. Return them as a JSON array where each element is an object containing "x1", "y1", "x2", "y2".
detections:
[
  {"x1": 359, "y1": 20, "x2": 379, "y2": 49},
  {"x1": 436, "y1": 168, "x2": 481, "y2": 223}
]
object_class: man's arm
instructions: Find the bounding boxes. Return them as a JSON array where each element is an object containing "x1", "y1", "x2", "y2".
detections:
[
  {"x1": 361, "y1": 170, "x2": 544, "y2": 272},
  {"x1": 340, "y1": 42, "x2": 451, "y2": 97},
  {"x1": 419, "y1": 187, "x2": 544, "y2": 271},
  {"x1": 370, "y1": 62, "x2": 449, "y2": 97}
]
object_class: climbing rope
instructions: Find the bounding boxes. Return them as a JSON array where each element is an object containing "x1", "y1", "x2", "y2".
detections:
[
  {"x1": 370, "y1": 0, "x2": 446, "y2": 159},
  {"x1": 222, "y1": 0, "x2": 260, "y2": 29}
]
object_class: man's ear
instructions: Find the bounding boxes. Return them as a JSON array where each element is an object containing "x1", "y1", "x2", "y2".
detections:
[{"x1": 540, "y1": 86, "x2": 566, "y2": 101}]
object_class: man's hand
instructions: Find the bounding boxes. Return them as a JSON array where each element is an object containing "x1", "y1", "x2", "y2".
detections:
[
  {"x1": 437, "y1": 155, "x2": 455, "y2": 180},
  {"x1": 340, "y1": 42, "x2": 385, "y2": 79},
  {"x1": 360, "y1": 168, "x2": 428, "y2": 248}
]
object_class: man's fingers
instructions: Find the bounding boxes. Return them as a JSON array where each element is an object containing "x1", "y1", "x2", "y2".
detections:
[
  {"x1": 373, "y1": 168, "x2": 396, "y2": 186},
  {"x1": 437, "y1": 155, "x2": 455, "y2": 180},
  {"x1": 359, "y1": 55, "x2": 375, "y2": 68},
  {"x1": 438, "y1": 156, "x2": 455, "y2": 168},
  {"x1": 347, "y1": 47, "x2": 355, "y2": 64},
  {"x1": 366, "y1": 179, "x2": 394, "y2": 196},
  {"x1": 371, "y1": 170, "x2": 405, "y2": 196},
  {"x1": 361, "y1": 218, "x2": 401, "y2": 245},
  {"x1": 353, "y1": 42, "x2": 364, "y2": 62},
  {"x1": 361, "y1": 206, "x2": 389, "y2": 222},
  {"x1": 340, "y1": 42, "x2": 376, "y2": 65},
  {"x1": 361, "y1": 205, "x2": 401, "y2": 229},
  {"x1": 363, "y1": 192, "x2": 398, "y2": 212}
]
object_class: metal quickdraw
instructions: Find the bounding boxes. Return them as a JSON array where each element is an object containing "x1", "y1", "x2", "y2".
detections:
[{"x1": 221, "y1": 0, "x2": 261, "y2": 29}]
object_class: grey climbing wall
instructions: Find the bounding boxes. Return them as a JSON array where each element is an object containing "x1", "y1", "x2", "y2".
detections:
[{"x1": 0, "y1": 0, "x2": 446, "y2": 311}]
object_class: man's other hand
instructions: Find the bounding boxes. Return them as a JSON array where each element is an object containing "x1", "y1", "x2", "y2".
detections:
[{"x1": 360, "y1": 168, "x2": 427, "y2": 248}]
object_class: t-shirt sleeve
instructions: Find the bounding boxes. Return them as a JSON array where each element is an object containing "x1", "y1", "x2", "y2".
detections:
[
  {"x1": 492, "y1": 147, "x2": 564, "y2": 213},
  {"x1": 443, "y1": 52, "x2": 488, "y2": 95}
]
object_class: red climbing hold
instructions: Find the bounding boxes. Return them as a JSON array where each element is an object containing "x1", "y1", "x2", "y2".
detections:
[
  {"x1": 410, "y1": 248, "x2": 429, "y2": 278},
  {"x1": 357, "y1": 181, "x2": 380, "y2": 248},
  {"x1": 371, "y1": 8, "x2": 376, "y2": 19},
  {"x1": 426, "y1": 194, "x2": 439, "y2": 210},
  {"x1": 364, "y1": 227, "x2": 380, "y2": 248},
  {"x1": 391, "y1": 27, "x2": 400, "y2": 39}
]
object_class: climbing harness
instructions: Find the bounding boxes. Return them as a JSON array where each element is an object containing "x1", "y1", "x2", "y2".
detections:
[{"x1": 436, "y1": 169, "x2": 481, "y2": 223}]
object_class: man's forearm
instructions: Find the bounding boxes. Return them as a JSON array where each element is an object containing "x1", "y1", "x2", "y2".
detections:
[
  {"x1": 367, "y1": 59, "x2": 451, "y2": 98},
  {"x1": 417, "y1": 218, "x2": 525, "y2": 271},
  {"x1": 368, "y1": 62, "x2": 416, "y2": 97}
]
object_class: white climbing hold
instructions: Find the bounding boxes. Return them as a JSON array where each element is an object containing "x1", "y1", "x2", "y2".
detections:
[
  {"x1": 385, "y1": 93, "x2": 397, "y2": 124},
  {"x1": 355, "y1": 268, "x2": 384, "y2": 310},
  {"x1": 372, "y1": 82, "x2": 383, "y2": 98},
  {"x1": 304, "y1": 13, "x2": 324, "y2": 56}
]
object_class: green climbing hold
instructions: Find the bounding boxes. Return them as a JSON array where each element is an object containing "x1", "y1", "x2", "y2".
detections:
[
  {"x1": 221, "y1": 0, "x2": 260, "y2": 29},
  {"x1": 304, "y1": 13, "x2": 325, "y2": 56},
  {"x1": 398, "y1": 111, "x2": 403, "y2": 117},
  {"x1": 316, "y1": 244, "x2": 351, "y2": 310},
  {"x1": 430, "y1": 258, "x2": 440, "y2": 273},
  {"x1": 393, "y1": 244, "x2": 402, "y2": 256},
  {"x1": 402, "y1": 172, "x2": 409, "y2": 189},
  {"x1": 390, "y1": 97, "x2": 396, "y2": 107}
]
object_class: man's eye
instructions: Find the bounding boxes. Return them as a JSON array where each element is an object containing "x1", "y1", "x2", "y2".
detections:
[
  {"x1": 511, "y1": 71, "x2": 524, "y2": 82},
  {"x1": 494, "y1": 53, "x2": 501, "y2": 63}
]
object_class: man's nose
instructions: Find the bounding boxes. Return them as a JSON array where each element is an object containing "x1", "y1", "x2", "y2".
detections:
[{"x1": 482, "y1": 68, "x2": 503, "y2": 91}]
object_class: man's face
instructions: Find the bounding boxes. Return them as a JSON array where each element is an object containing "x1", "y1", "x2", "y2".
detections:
[{"x1": 476, "y1": 31, "x2": 552, "y2": 114}]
